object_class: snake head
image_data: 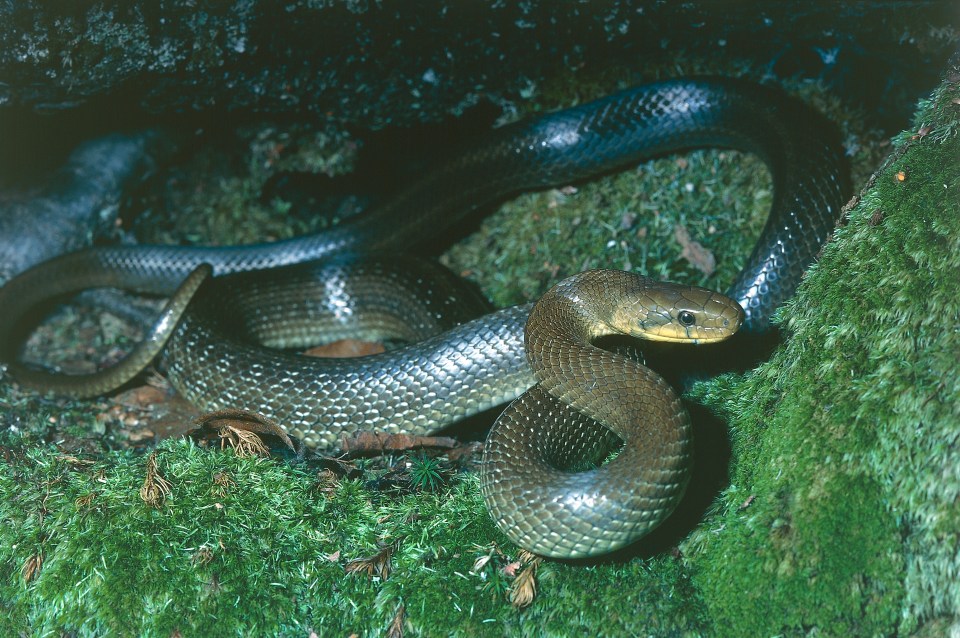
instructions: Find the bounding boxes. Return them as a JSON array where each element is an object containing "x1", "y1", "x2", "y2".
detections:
[{"x1": 611, "y1": 283, "x2": 745, "y2": 344}]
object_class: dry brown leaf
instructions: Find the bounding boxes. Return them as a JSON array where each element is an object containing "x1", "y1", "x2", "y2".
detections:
[
  {"x1": 674, "y1": 225, "x2": 716, "y2": 276},
  {"x1": 114, "y1": 384, "x2": 168, "y2": 408},
  {"x1": 304, "y1": 339, "x2": 385, "y2": 358},
  {"x1": 127, "y1": 428, "x2": 156, "y2": 443},
  {"x1": 57, "y1": 454, "x2": 95, "y2": 467},
  {"x1": 340, "y1": 431, "x2": 459, "y2": 453},
  {"x1": 192, "y1": 545, "x2": 215, "y2": 565},
  {"x1": 472, "y1": 554, "x2": 493, "y2": 573},
  {"x1": 211, "y1": 472, "x2": 235, "y2": 498}
]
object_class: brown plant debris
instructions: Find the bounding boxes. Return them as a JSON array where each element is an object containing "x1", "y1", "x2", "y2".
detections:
[
  {"x1": 211, "y1": 471, "x2": 235, "y2": 497},
  {"x1": 191, "y1": 408, "x2": 301, "y2": 457},
  {"x1": 386, "y1": 603, "x2": 405, "y2": 638},
  {"x1": 509, "y1": 550, "x2": 542, "y2": 609},
  {"x1": 314, "y1": 468, "x2": 341, "y2": 497},
  {"x1": 192, "y1": 545, "x2": 215, "y2": 566},
  {"x1": 345, "y1": 543, "x2": 394, "y2": 581},
  {"x1": 114, "y1": 384, "x2": 168, "y2": 408},
  {"x1": 340, "y1": 431, "x2": 460, "y2": 454},
  {"x1": 139, "y1": 452, "x2": 173, "y2": 508},
  {"x1": 673, "y1": 225, "x2": 716, "y2": 275},
  {"x1": 304, "y1": 339, "x2": 386, "y2": 358},
  {"x1": 219, "y1": 425, "x2": 271, "y2": 458},
  {"x1": 57, "y1": 454, "x2": 95, "y2": 467},
  {"x1": 21, "y1": 553, "x2": 42, "y2": 582}
]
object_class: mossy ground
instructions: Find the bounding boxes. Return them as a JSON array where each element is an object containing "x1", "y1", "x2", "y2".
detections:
[{"x1": 1, "y1": 56, "x2": 957, "y2": 636}]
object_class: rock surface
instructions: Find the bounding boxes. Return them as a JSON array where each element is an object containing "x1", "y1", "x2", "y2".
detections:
[{"x1": 0, "y1": 1, "x2": 953, "y2": 127}]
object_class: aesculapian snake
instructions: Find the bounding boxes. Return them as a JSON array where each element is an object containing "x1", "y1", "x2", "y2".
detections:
[{"x1": 0, "y1": 78, "x2": 847, "y2": 557}]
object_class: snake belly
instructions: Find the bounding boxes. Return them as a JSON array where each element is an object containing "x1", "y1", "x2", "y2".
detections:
[{"x1": 0, "y1": 78, "x2": 847, "y2": 557}]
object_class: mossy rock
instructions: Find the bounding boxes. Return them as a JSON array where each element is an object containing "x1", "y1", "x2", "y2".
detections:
[{"x1": 684, "y1": 68, "x2": 960, "y2": 635}]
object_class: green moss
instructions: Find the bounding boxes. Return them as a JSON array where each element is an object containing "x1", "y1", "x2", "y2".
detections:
[
  {"x1": 444, "y1": 148, "x2": 770, "y2": 308},
  {"x1": 0, "y1": 440, "x2": 708, "y2": 637},
  {"x1": 683, "y1": 75, "x2": 960, "y2": 635}
]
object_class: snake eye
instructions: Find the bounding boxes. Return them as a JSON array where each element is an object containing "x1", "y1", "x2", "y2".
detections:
[{"x1": 677, "y1": 310, "x2": 696, "y2": 327}]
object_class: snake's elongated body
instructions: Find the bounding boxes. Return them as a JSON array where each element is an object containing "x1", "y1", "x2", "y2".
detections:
[
  {"x1": 0, "y1": 78, "x2": 847, "y2": 557},
  {"x1": 162, "y1": 256, "x2": 536, "y2": 450}
]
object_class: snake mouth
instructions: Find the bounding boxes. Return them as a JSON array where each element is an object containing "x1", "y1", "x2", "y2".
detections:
[{"x1": 643, "y1": 332, "x2": 733, "y2": 345}]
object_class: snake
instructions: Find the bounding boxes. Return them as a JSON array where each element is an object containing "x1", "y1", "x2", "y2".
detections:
[{"x1": 0, "y1": 78, "x2": 847, "y2": 557}]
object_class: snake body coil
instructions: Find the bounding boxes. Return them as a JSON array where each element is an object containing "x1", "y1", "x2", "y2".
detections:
[
  {"x1": 482, "y1": 270, "x2": 744, "y2": 557},
  {"x1": 0, "y1": 78, "x2": 847, "y2": 557}
]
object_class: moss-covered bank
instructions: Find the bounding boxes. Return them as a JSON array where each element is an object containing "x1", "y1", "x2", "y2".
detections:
[
  {"x1": 1, "y1": 62, "x2": 958, "y2": 638},
  {"x1": 685, "y1": 70, "x2": 960, "y2": 635}
]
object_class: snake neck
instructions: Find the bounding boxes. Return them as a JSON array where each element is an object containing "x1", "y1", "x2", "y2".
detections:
[{"x1": 524, "y1": 271, "x2": 687, "y2": 442}]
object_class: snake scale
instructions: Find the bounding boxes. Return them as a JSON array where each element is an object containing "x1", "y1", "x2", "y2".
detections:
[{"x1": 0, "y1": 78, "x2": 846, "y2": 557}]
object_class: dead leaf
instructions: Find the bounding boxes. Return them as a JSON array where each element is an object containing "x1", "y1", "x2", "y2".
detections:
[
  {"x1": 57, "y1": 455, "x2": 95, "y2": 467},
  {"x1": 472, "y1": 554, "x2": 493, "y2": 573},
  {"x1": 114, "y1": 384, "x2": 168, "y2": 408},
  {"x1": 340, "y1": 431, "x2": 460, "y2": 454},
  {"x1": 304, "y1": 339, "x2": 385, "y2": 358},
  {"x1": 127, "y1": 428, "x2": 156, "y2": 443},
  {"x1": 192, "y1": 545, "x2": 215, "y2": 565},
  {"x1": 211, "y1": 472, "x2": 235, "y2": 498},
  {"x1": 143, "y1": 392, "x2": 207, "y2": 442},
  {"x1": 674, "y1": 225, "x2": 716, "y2": 276}
]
